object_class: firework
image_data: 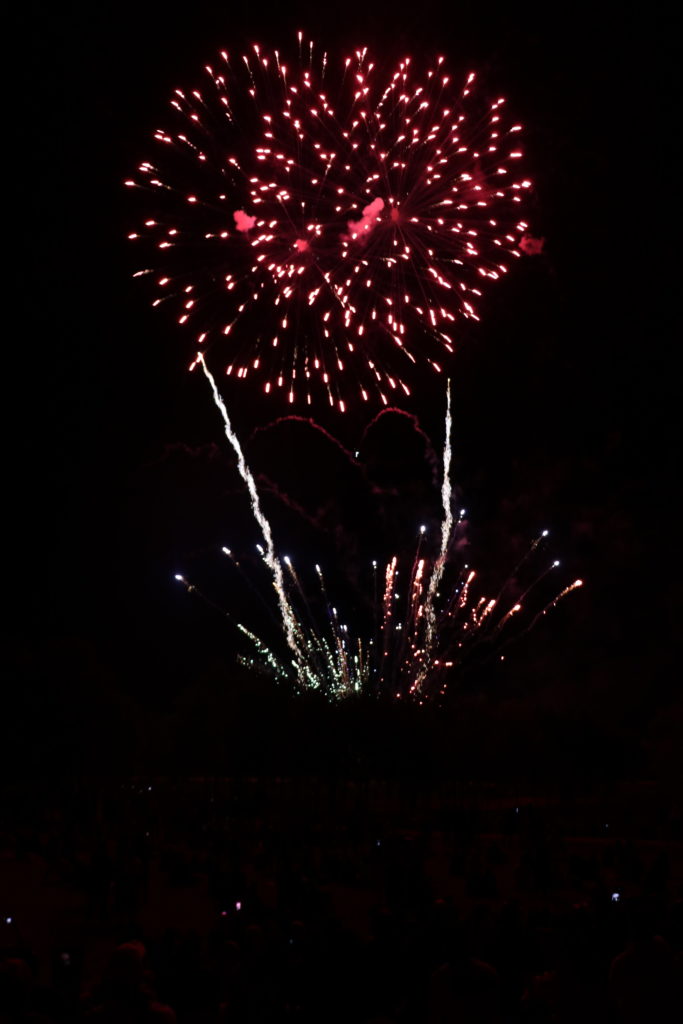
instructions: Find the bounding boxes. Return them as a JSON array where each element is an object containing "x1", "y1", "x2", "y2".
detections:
[
  {"x1": 175, "y1": 368, "x2": 581, "y2": 701},
  {"x1": 127, "y1": 35, "x2": 531, "y2": 409},
  {"x1": 197, "y1": 354, "x2": 305, "y2": 682}
]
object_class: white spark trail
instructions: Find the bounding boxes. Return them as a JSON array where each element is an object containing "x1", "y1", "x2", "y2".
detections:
[
  {"x1": 198, "y1": 353, "x2": 305, "y2": 678},
  {"x1": 411, "y1": 380, "x2": 454, "y2": 693}
]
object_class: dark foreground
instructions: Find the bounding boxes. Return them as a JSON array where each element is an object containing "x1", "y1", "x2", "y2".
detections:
[{"x1": 1, "y1": 778, "x2": 682, "y2": 1022}]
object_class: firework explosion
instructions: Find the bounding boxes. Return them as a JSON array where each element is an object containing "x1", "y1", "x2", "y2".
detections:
[
  {"x1": 127, "y1": 35, "x2": 532, "y2": 409},
  {"x1": 175, "y1": 360, "x2": 582, "y2": 701}
]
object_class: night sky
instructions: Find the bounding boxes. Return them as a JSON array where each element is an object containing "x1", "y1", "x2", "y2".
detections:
[{"x1": 7, "y1": 2, "x2": 680, "y2": 772}]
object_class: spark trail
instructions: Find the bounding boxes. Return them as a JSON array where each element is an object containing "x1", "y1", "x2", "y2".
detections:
[
  {"x1": 410, "y1": 378, "x2": 454, "y2": 694},
  {"x1": 198, "y1": 353, "x2": 304, "y2": 678}
]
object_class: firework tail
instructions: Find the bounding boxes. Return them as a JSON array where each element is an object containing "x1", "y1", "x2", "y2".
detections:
[{"x1": 198, "y1": 353, "x2": 307, "y2": 683}]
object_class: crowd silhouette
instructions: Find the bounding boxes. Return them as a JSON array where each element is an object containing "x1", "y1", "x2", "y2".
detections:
[{"x1": 1, "y1": 779, "x2": 681, "y2": 1022}]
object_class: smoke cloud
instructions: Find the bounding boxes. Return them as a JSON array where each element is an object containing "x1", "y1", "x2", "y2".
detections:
[
  {"x1": 344, "y1": 197, "x2": 385, "y2": 242},
  {"x1": 234, "y1": 210, "x2": 257, "y2": 234}
]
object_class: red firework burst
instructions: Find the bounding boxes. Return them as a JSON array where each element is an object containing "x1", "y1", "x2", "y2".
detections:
[{"x1": 126, "y1": 36, "x2": 532, "y2": 409}]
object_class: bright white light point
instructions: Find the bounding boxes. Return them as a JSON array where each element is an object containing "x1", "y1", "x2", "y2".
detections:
[
  {"x1": 553, "y1": 560, "x2": 560, "y2": 567},
  {"x1": 222, "y1": 547, "x2": 231, "y2": 555},
  {"x1": 420, "y1": 525, "x2": 427, "y2": 534},
  {"x1": 460, "y1": 508, "x2": 466, "y2": 516},
  {"x1": 284, "y1": 556, "x2": 291, "y2": 565},
  {"x1": 542, "y1": 529, "x2": 549, "y2": 537},
  {"x1": 174, "y1": 574, "x2": 184, "y2": 581}
]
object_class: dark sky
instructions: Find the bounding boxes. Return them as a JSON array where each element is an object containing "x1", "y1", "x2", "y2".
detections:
[{"x1": 7, "y1": 1, "x2": 680, "y2": 729}]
